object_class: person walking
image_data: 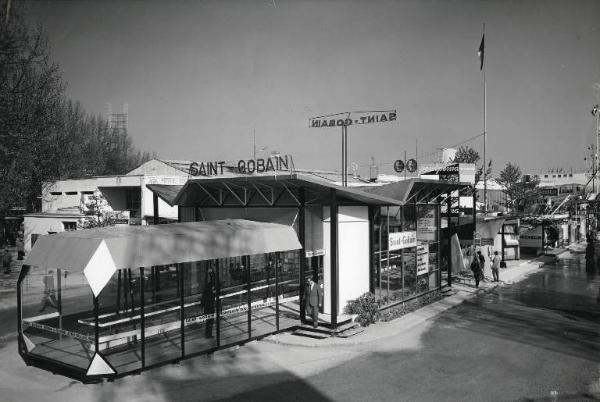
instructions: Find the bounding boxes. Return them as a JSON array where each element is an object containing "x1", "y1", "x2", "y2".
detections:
[
  {"x1": 477, "y1": 250, "x2": 486, "y2": 281},
  {"x1": 491, "y1": 251, "x2": 501, "y2": 282},
  {"x1": 39, "y1": 270, "x2": 58, "y2": 312},
  {"x1": 201, "y1": 274, "x2": 216, "y2": 338},
  {"x1": 2, "y1": 247, "x2": 12, "y2": 274},
  {"x1": 470, "y1": 255, "x2": 483, "y2": 288},
  {"x1": 304, "y1": 277, "x2": 323, "y2": 328}
]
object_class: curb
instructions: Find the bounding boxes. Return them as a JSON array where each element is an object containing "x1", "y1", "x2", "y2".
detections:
[{"x1": 262, "y1": 259, "x2": 546, "y2": 349}]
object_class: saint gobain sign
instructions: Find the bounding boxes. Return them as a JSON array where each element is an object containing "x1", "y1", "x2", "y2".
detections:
[
  {"x1": 309, "y1": 110, "x2": 397, "y2": 128},
  {"x1": 188, "y1": 155, "x2": 291, "y2": 176}
]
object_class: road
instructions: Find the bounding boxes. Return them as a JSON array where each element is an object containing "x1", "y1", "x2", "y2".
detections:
[
  {"x1": 0, "y1": 253, "x2": 598, "y2": 401},
  {"x1": 301, "y1": 253, "x2": 600, "y2": 401}
]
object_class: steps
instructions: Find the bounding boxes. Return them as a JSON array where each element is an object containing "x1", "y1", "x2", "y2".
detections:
[{"x1": 291, "y1": 318, "x2": 364, "y2": 339}]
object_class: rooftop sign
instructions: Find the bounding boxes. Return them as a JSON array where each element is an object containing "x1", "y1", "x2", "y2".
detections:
[{"x1": 309, "y1": 110, "x2": 397, "y2": 128}]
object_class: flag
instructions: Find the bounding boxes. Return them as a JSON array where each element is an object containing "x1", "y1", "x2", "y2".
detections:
[{"x1": 478, "y1": 34, "x2": 485, "y2": 70}]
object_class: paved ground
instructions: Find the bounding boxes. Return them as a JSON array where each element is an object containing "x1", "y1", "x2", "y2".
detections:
[{"x1": 3, "y1": 254, "x2": 588, "y2": 401}]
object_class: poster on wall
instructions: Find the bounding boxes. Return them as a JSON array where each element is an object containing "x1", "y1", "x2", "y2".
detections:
[
  {"x1": 416, "y1": 245, "x2": 429, "y2": 275},
  {"x1": 417, "y1": 207, "x2": 436, "y2": 241},
  {"x1": 389, "y1": 231, "x2": 417, "y2": 251}
]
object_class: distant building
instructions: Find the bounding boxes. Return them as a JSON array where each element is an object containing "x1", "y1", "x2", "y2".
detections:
[{"x1": 22, "y1": 159, "x2": 189, "y2": 252}]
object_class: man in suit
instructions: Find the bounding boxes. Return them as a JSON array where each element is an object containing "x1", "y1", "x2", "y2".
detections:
[{"x1": 304, "y1": 277, "x2": 323, "y2": 328}]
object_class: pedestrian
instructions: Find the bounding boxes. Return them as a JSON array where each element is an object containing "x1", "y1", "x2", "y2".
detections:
[
  {"x1": 304, "y1": 277, "x2": 323, "y2": 328},
  {"x1": 2, "y1": 248, "x2": 12, "y2": 274},
  {"x1": 201, "y1": 273, "x2": 216, "y2": 338},
  {"x1": 491, "y1": 251, "x2": 501, "y2": 282},
  {"x1": 477, "y1": 250, "x2": 486, "y2": 281},
  {"x1": 470, "y1": 255, "x2": 483, "y2": 287},
  {"x1": 39, "y1": 270, "x2": 58, "y2": 312},
  {"x1": 16, "y1": 235, "x2": 25, "y2": 261}
]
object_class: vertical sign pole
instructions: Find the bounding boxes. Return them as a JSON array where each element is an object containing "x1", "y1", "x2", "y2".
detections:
[
  {"x1": 341, "y1": 126, "x2": 345, "y2": 187},
  {"x1": 344, "y1": 125, "x2": 348, "y2": 186}
]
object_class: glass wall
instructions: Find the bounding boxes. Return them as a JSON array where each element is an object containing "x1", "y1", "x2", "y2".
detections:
[
  {"x1": 373, "y1": 203, "x2": 441, "y2": 306},
  {"x1": 20, "y1": 249, "x2": 302, "y2": 381},
  {"x1": 20, "y1": 266, "x2": 94, "y2": 373}
]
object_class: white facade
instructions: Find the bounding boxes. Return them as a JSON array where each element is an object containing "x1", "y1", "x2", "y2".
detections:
[
  {"x1": 24, "y1": 160, "x2": 189, "y2": 252},
  {"x1": 323, "y1": 206, "x2": 370, "y2": 316}
]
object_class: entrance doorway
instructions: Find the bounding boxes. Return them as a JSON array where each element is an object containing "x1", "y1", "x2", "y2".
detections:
[{"x1": 307, "y1": 255, "x2": 324, "y2": 313}]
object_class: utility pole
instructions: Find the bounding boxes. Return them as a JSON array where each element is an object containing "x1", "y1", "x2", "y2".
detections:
[{"x1": 593, "y1": 104, "x2": 600, "y2": 194}]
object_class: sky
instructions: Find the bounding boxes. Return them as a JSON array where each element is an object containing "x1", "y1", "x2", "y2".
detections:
[{"x1": 21, "y1": 0, "x2": 600, "y2": 177}]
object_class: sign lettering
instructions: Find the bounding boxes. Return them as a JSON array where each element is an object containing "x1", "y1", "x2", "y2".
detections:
[
  {"x1": 188, "y1": 155, "x2": 291, "y2": 176},
  {"x1": 309, "y1": 111, "x2": 397, "y2": 128},
  {"x1": 416, "y1": 245, "x2": 429, "y2": 276},
  {"x1": 388, "y1": 231, "x2": 417, "y2": 251}
]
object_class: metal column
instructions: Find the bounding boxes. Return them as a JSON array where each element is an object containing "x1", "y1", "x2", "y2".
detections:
[
  {"x1": 330, "y1": 189, "x2": 338, "y2": 329},
  {"x1": 299, "y1": 187, "x2": 306, "y2": 323}
]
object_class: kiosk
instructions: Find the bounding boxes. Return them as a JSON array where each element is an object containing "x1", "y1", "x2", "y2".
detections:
[{"x1": 18, "y1": 219, "x2": 301, "y2": 382}]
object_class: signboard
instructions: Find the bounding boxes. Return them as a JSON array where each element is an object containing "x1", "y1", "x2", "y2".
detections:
[
  {"x1": 540, "y1": 188, "x2": 559, "y2": 197},
  {"x1": 393, "y1": 159, "x2": 418, "y2": 174},
  {"x1": 188, "y1": 155, "x2": 292, "y2": 176},
  {"x1": 416, "y1": 245, "x2": 429, "y2": 276},
  {"x1": 417, "y1": 208, "x2": 436, "y2": 241},
  {"x1": 309, "y1": 111, "x2": 397, "y2": 128},
  {"x1": 419, "y1": 163, "x2": 476, "y2": 185},
  {"x1": 389, "y1": 231, "x2": 417, "y2": 251},
  {"x1": 305, "y1": 249, "x2": 326, "y2": 258},
  {"x1": 393, "y1": 160, "x2": 405, "y2": 173}
]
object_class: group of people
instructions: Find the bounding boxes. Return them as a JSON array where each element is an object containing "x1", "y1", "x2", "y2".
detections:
[{"x1": 469, "y1": 249, "x2": 504, "y2": 287}]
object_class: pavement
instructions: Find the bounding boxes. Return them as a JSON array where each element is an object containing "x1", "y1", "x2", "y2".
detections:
[
  {"x1": 0, "y1": 248, "x2": 555, "y2": 348},
  {"x1": 262, "y1": 255, "x2": 552, "y2": 348}
]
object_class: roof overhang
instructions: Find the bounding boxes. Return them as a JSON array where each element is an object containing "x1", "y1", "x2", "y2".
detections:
[
  {"x1": 146, "y1": 184, "x2": 183, "y2": 207},
  {"x1": 361, "y1": 178, "x2": 473, "y2": 204},
  {"x1": 24, "y1": 219, "x2": 301, "y2": 296},
  {"x1": 169, "y1": 173, "x2": 402, "y2": 208}
]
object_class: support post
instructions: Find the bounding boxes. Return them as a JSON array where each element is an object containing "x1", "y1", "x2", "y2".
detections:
[
  {"x1": 179, "y1": 263, "x2": 185, "y2": 358},
  {"x1": 246, "y1": 255, "x2": 251, "y2": 339},
  {"x1": 368, "y1": 206, "x2": 375, "y2": 293},
  {"x1": 215, "y1": 259, "x2": 221, "y2": 347},
  {"x1": 57, "y1": 268, "x2": 62, "y2": 340},
  {"x1": 330, "y1": 189, "x2": 338, "y2": 329},
  {"x1": 93, "y1": 296, "x2": 99, "y2": 353},
  {"x1": 275, "y1": 252, "x2": 280, "y2": 331},
  {"x1": 299, "y1": 187, "x2": 306, "y2": 323},
  {"x1": 139, "y1": 267, "x2": 145, "y2": 369},
  {"x1": 501, "y1": 224, "x2": 505, "y2": 261},
  {"x1": 153, "y1": 193, "x2": 159, "y2": 225},
  {"x1": 447, "y1": 195, "x2": 452, "y2": 286},
  {"x1": 116, "y1": 270, "x2": 122, "y2": 316}
]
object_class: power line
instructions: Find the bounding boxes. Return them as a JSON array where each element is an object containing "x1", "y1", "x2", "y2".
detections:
[{"x1": 356, "y1": 132, "x2": 486, "y2": 168}]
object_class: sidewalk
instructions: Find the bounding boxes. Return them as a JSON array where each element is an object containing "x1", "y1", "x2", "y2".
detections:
[{"x1": 263, "y1": 256, "x2": 549, "y2": 348}]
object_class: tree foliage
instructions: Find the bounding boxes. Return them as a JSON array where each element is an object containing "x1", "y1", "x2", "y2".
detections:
[
  {"x1": 0, "y1": 5, "x2": 153, "y2": 215},
  {"x1": 497, "y1": 162, "x2": 542, "y2": 215}
]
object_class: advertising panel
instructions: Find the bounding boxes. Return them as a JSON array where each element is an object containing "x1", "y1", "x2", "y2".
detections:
[
  {"x1": 388, "y1": 231, "x2": 417, "y2": 251},
  {"x1": 416, "y1": 245, "x2": 429, "y2": 276}
]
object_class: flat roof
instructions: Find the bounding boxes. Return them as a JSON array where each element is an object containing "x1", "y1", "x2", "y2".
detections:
[
  {"x1": 172, "y1": 173, "x2": 403, "y2": 207},
  {"x1": 361, "y1": 178, "x2": 473, "y2": 204}
]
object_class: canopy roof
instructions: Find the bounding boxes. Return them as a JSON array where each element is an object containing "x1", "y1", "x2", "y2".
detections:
[
  {"x1": 146, "y1": 184, "x2": 183, "y2": 207},
  {"x1": 24, "y1": 219, "x2": 301, "y2": 296},
  {"x1": 172, "y1": 173, "x2": 402, "y2": 208},
  {"x1": 361, "y1": 178, "x2": 473, "y2": 204}
]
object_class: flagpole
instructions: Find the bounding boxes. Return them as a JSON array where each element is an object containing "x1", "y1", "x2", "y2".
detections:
[{"x1": 482, "y1": 23, "x2": 487, "y2": 216}]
